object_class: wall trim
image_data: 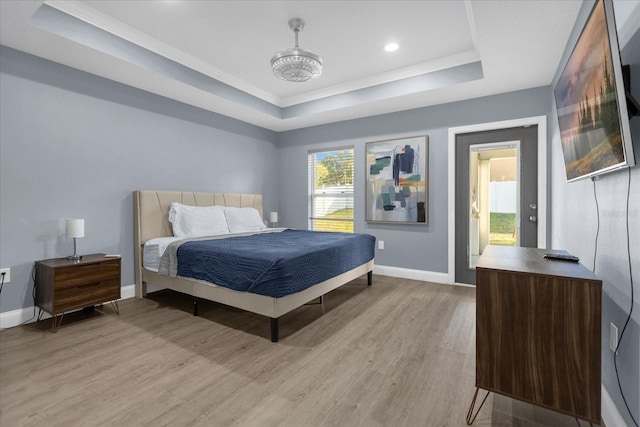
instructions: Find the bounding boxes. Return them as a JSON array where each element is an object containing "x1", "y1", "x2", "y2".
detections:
[
  {"x1": 447, "y1": 115, "x2": 548, "y2": 285},
  {"x1": 0, "y1": 306, "x2": 42, "y2": 330},
  {"x1": 0, "y1": 269, "x2": 468, "y2": 329},
  {"x1": 0, "y1": 270, "x2": 462, "y2": 329},
  {"x1": 602, "y1": 384, "x2": 627, "y2": 427},
  {"x1": 120, "y1": 283, "x2": 136, "y2": 299},
  {"x1": 0, "y1": 284, "x2": 136, "y2": 330},
  {"x1": 374, "y1": 265, "x2": 450, "y2": 285}
]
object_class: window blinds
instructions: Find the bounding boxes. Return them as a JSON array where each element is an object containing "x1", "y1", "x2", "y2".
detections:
[{"x1": 307, "y1": 148, "x2": 354, "y2": 232}]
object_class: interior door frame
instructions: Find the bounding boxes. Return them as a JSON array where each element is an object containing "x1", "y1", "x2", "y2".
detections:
[
  {"x1": 469, "y1": 140, "x2": 522, "y2": 253},
  {"x1": 447, "y1": 115, "x2": 547, "y2": 285}
]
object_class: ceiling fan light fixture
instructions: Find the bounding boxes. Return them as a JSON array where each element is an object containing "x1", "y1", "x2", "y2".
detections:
[{"x1": 271, "y1": 18, "x2": 322, "y2": 82}]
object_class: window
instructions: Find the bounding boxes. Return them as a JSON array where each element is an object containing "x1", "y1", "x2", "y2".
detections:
[{"x1": 308, "y1": 148, "x2": 354, "y2": 232}]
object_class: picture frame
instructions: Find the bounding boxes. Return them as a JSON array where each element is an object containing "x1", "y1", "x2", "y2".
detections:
[{"x1": 365, "y1": 135, "x2": 428, "y2": 224}]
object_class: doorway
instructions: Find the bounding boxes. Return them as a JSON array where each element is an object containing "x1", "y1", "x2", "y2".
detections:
[
  {"x1": 468, "y1": 141, "x2": 520, "y2": 269},
  {"x1": 454, "y1": 126, "x2": 538, "y2": 285}
]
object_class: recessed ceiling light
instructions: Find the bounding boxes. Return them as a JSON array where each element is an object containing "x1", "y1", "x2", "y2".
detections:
[{"x1": 385, "y1": 43, "x2": 399, "y2": 52}]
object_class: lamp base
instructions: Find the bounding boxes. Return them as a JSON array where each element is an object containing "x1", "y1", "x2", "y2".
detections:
[{"x1": 67, "y1": 237, "x2": 81, "y2": 261}]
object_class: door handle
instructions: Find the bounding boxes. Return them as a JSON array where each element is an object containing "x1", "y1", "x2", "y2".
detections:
[
  {"x1": 529, "y1": 215, "x2": 537, "y2": 222},
  {"x1": 529, "y1": 203, "x2": 537, "y2": 210}
]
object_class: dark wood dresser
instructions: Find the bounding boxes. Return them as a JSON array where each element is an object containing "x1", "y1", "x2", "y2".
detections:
[
  {"x1": 35, "y1": 253, "x2": 121, "y2": 331},
  {"x1": 471, "y1": 246, "x2": 602, "y2": 424}
]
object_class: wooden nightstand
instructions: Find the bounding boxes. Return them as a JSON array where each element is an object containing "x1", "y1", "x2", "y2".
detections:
[{"x1": 35, "y1": 253, "x2": 121, "y2": 332}]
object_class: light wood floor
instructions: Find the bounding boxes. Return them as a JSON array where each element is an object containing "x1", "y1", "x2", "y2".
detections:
[{"x1": 0, "y1": 275, "x2": 592, "y2": 426}]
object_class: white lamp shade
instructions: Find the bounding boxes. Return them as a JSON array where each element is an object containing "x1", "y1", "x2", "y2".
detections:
[
  {"x1": 66, "y1": 219, "x2": 85, "y2": 238},
  {"x1": 269, "y1": 212, "x2": 278, "y2": 223}
]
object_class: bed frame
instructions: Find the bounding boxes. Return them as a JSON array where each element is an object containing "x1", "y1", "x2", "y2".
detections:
[{"x1": 133, "y1": 190, "x2": 373, "y2": 342}]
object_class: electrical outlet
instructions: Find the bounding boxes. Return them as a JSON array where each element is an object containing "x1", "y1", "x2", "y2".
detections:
[
  {"x1": 610, "y1": 322, "x2": 618, "y2": 353},
  {"x1": 378, "y1": 240, "x2": 384, "y2": 250},
  {"x1": 0, "y1": 268, "x2": 10, "y2": 283}
]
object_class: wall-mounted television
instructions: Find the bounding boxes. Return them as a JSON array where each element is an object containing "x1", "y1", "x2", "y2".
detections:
[{"x1": 554, "y1": 0, "x2": 636, "y2": 182}]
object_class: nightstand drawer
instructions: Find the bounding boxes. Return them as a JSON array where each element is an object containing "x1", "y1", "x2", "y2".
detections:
[
  {"x1": 54, "y1": 261, "x2": 120, "y2": 290},
  {"x1": 54, "y1": 279, "x2": 121, "y2": 312}
]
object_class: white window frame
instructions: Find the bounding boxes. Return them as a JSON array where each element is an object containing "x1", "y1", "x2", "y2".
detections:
[{"x1": 308, "y1": 147, "x2": 355, "y2": 232}]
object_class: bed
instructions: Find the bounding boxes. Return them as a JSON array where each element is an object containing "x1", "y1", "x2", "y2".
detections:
[{"x1": 134, "y1": 190, "x2": 375, "y2": 342}]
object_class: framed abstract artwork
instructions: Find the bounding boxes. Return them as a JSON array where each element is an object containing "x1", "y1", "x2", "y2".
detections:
[{"x1": 365, "y1": 135, "x2": 428, "y2": 224}]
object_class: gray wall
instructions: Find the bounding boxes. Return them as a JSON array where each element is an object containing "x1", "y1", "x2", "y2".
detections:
[
  {"x1": 0, "y1": 46, "x2": 279, "y2": 313},
  {"x1": 549, "y1": 1, "x2": 640, "y2": 424},
  {"x1": 277, "y1": 87, "x2": 550, "y2": 272}
]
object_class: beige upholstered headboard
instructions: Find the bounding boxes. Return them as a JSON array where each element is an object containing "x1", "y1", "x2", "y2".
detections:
[
  {"x1": 134, "y1": 190, "x2": 263, "y2": 245},
  {"x1": 133, "y1": 190, "x2": 263, "y2": 293}
]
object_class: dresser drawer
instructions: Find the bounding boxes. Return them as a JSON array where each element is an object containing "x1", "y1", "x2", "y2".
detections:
[
  {"x1": 54, "y1": 279, "x2": 121, "y2": 312},
  {"x1": 54, "y1": 261, "x2": 120, "y2": 290}
]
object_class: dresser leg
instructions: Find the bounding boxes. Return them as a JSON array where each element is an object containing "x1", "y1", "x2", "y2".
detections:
[
  {"x1": 109, "y1": 300, "x2": 120, "y2": 315},
  {"x1": 465, "y1": 387, "x2": 490, "y2": 425},
  {"x1": 51, "y1": 314, "x2": 64, "y2": 333}
]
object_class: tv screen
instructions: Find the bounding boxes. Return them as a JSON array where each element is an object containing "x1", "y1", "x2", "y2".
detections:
[{"x1": 554, "y1": 0, "x2": 635, "y2": 182}]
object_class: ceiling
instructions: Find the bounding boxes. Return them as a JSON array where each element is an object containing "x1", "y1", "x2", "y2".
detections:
[{"x1": 0, "y1": 0, "x2": 585, "y2": 132}]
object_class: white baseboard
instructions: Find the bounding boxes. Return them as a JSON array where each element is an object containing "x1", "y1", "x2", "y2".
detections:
[
  {"x1": 120, "y1": 283, "x2": 135, "y2": 299},
  {"x1": 0, "y1": 306, "x2": 43, "y2": 329},
  {"x1": 0, "y1": 284, "x2": 136, "y2": 330},
  {"x1": 602, "y1": 384, "x2": 628, "y2": 427},
  {"x1": 373, "y1": 265, "x2": 450, "y2": 285},
  {"x1": 0, "y1": 269, "x2": 452, "y2": 328}
]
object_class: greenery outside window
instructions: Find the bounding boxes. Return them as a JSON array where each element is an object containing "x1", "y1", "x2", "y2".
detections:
[{"x1": 308, "y1": 148, "x2": 354, "y2": 232}]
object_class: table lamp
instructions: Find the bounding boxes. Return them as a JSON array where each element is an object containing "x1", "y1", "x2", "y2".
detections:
[
  {"x1": 66, "y1": 218, "x2": 84, "y2": 260},
  {"x1": 270, "y1": 212, "x2": 278, "y2": 228}
]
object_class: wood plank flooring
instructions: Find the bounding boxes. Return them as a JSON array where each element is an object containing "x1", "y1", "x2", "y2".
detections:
[{"x1": 0, "y1": 275, "x2": 592, "y2": 426}]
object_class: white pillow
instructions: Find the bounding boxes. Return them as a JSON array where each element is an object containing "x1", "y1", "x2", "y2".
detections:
[
  {"x1": 224, "y1": 207, "x2": 267, "y2": 233},
  {"x1": 168, "y1": 202, "x2": 229, "y2": 238}
]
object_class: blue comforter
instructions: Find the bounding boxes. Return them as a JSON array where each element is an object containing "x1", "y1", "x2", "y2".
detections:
[{"x1": 176, "y1": 229, "x2": 375, "y2": 298}]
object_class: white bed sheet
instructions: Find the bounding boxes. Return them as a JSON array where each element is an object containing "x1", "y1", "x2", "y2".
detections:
[{"x1": 143, "y1": 237, "x2": 183, "y2": 271}]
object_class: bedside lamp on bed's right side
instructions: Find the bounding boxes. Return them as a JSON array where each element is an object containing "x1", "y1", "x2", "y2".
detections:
[{"x1": 270, "y1": 212, "x2": 278, "y2": 228}]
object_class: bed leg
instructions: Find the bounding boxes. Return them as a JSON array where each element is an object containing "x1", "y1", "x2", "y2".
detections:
[
  {"x1": 193, "y1": 300, "x2": 198, "y2": 317},
  {"x1": 305, "y1": 295, "x2": 324, "y2": 306},
  {"x1": 135, "y1": 281, "x2": 148, "y2": 299},
  {"x1": 368, "y1": 270, "x2": 373, "y2": 286},
  {"x1": 270, "y1": 318, "x2": 279, "y2": 342}
]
